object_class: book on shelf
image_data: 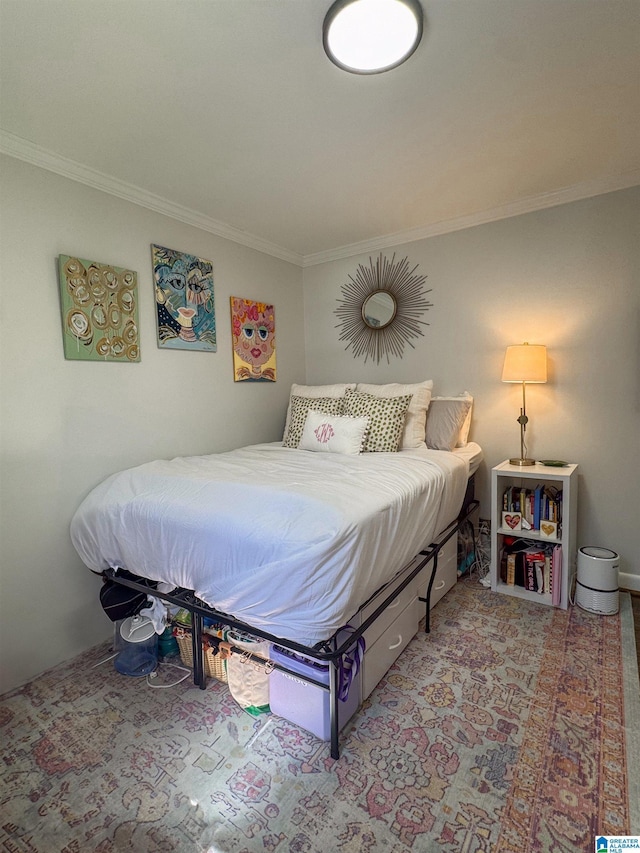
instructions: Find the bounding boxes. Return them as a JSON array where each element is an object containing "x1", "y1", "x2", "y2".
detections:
[
  {"x1": 525, "y1": 549, "x2": 545, "y2": 595},
  {"x1": 499, "y1": 540, "x2": 561, "y2": 598},
  {"x1": 501, "y1": 484, "x2": 563, "y2": 534},
  {"x1": 534, "y1": 484, "x2": 543, "y2": 530},
  {"x1": 551, "y1": 544, "x2": 562, "y2": 606},
  {"x1": 524, "y1": 549, "x2": 547, "y2": 593},
  {"x1": 543, "y1": 553, "x2": 552, "y2": 594}
]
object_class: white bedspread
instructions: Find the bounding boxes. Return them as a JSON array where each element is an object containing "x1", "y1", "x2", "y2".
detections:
[{"x1": 71, "y1": 443, "x2": 471, "y2": 644}]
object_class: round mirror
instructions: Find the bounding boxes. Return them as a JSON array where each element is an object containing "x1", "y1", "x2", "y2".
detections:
[
  {"x1": 335, "y1": 253, "x2": 432, "y2": 364},
  {"x1": 362, "y1": 290, "x2": 397, "y2": 329}
]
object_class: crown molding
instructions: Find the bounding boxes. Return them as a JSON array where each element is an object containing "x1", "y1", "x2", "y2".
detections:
[
  {"x1": 2, "y1": 130, "x2": 638, "y2": 271},
  {"x1": 0, "y1": 130, "x2": 304, "y2": 267},
  {"x1": 302, "y1": 170, "x2": 640, "y2": 267}
]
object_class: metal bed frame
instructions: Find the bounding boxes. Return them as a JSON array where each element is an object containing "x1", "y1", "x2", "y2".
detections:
[{"x1": 104, "y1": 492, "x2": 478, "y2": 760}]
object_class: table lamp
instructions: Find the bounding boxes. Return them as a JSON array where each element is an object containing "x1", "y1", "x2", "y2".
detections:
[{"x1": 502, "y1": 342, "x2": 547, "y2": 466}]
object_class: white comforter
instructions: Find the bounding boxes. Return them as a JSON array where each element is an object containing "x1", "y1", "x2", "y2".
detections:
[{"x1": 71, "y1": 443, "x2": 470, "y2": 644}]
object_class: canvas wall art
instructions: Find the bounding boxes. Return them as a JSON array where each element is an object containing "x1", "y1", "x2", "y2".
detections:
[
  {"x1": 152, "y1": 245, "x2": 216, "y2": 351},
  {"x1": 58, "y1": 255, "x2": 140, "y2": 362},
  {"x1": 230, "y1": 297, "x2": 276, "y2": 382}
]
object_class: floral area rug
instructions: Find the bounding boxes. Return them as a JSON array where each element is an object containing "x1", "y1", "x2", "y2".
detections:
[{"x1": 1, "y1": 578, "x2": 638, "y2": 852}]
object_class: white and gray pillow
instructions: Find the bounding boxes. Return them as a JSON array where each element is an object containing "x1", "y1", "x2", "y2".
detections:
[{"x1": 425, "y1": 396, "x2": 473, "y2": 451}]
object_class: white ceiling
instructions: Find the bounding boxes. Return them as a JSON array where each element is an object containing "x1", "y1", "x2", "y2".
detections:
[{"x1": 1, "y1": 0, "x2": 639, "y2": 266}]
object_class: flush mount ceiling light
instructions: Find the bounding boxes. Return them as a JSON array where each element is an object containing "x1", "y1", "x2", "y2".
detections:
[{"x1": 323, "y1": 0, "x2": 424, "y2": 74}]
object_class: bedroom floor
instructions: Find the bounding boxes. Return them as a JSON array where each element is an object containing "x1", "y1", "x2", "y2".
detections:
[{"x1": 1, "y1": 577, "x2": 638, "y2": 852}]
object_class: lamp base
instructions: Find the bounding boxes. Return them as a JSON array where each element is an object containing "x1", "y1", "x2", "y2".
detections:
[{"x1": 509, "y1": 457, "x2": 536, "y2": 466}]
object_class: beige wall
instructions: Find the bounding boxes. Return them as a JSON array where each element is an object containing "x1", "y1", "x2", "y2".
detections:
[
  {"x1": 303, "y1": 187, "x2": 640, "y2": 591},
  {"x1": 1, "y1": 156, "x2": 638, "y2": 696},
  {"x1": 0, "y1": 156, "x2": 306, "y2": 693}
]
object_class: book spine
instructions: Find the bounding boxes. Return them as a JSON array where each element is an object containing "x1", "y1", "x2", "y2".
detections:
[
  {"x1": 551, "y1": 545, "x2": 562, "y2": 606},
  {"x1": 544, "y1": 554, "x2": 551, "y2": 594}
]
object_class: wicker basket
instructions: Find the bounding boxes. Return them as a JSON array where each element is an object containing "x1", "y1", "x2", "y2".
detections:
[{"x1": 173, "y1": 627, "x2": 228, "y2": 683}]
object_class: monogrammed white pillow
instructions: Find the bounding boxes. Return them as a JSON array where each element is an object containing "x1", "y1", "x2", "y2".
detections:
[
  {"x1": 282, "y1": 383, "x2": 356, "y2": 441},
  {"x1": 298, "y1": 410, "x2": 369, "y2": 455}
]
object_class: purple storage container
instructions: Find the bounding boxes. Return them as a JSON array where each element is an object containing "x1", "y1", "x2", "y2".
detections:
[{"x1": 269, "y1": 643, "x2": 361, "y2": 741}]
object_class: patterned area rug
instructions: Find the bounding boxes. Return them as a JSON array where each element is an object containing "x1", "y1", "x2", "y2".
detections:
[{"x1": 1, "y1": 578, "x2": 638, "y2": 852}]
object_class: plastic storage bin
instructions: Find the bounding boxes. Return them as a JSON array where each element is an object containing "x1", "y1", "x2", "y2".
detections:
[{"x1": 269, "y1": 644, "x2": 360, "y2": 741}]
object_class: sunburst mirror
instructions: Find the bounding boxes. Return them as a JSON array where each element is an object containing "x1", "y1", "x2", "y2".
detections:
[{"x1": 335, "y1": 253, "x2": 433, "y2": 364}]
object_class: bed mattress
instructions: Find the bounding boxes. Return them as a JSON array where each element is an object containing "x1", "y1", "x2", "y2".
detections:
[{"x1": 71, "y1": 442, "x2": 478, "y2": 644}]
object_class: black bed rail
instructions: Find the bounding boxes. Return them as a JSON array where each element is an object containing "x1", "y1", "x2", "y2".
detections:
[{"x1": 102, "y1": 497, "x2": 479, "y2": 759}]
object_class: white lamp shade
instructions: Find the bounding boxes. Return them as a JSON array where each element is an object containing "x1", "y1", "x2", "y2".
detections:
[{"x1": 502, "y1": 344, "x2": 547, "y2": 383}]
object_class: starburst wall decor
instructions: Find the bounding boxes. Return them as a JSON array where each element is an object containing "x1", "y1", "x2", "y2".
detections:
[{"x1": 334, "y1": 253, "x2": 433, "y2": 364}]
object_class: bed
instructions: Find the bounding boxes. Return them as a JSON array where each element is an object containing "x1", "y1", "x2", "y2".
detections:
[{"x1": 70, "y1": 383, "x2": 482, "y2": 757}]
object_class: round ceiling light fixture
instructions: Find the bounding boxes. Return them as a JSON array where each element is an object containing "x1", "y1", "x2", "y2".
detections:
[{"x1": 323, "y1": 0, "x2": 423, "y2": 74}]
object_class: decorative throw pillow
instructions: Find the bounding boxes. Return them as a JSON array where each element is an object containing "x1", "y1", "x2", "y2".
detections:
[
  {"x1": 282, "y1": 383, "x2": 355, "y2": 442},
  {"x1": 343, "y1": 390, "x2": 412, "y2": 453},
  {"x1": 356, "y1": 380, "x2": 433, "y2": 449},
  {"x1": 425, "y1": 397, "x2": 473, "y2": 451},
  {"x1": 299, "y1": 411, "x2": 369, "y2": 455},
  {"x1": 283, "y1": 395, "x2": 346, "y2": 449}
]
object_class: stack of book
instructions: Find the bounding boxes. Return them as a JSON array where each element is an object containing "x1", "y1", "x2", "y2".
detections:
[
  {"x1": 499, "y1": 540, "x2": 563, "y2": 604},
  {"x1": 502, "y1": 484, "x2": 562, "y2": 530}
]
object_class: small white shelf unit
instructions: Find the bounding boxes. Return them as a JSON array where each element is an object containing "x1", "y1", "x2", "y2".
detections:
[{"x1": 490, "y1": 460, "x2": 578, "y2": 610}]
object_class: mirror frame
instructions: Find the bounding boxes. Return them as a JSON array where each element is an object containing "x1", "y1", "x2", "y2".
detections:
[{"x1": 335, "y1": 253, "x2": 433, "y2": 364}]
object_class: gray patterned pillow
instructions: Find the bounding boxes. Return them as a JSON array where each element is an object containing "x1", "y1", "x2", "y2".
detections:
[
  {"x1": 283, "y1": 395, "x2": 346, "y2": 448},
  {"x1": 343, "y1": 390, "x2": 412, "y2": 452}
]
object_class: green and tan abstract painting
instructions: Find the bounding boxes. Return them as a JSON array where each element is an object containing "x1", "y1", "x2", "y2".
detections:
[{"x1": 58, "y1": 255, "x2": 139, "y2": 362}]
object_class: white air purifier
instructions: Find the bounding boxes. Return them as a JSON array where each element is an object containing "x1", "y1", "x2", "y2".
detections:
[{"x1": 575, "y1": 546, "x2": 619, "y2": 615}]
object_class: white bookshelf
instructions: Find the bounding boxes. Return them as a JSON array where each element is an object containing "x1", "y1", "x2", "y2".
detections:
[{"x1": 490, "y1": 460, "x2": 578, "y2": 610}]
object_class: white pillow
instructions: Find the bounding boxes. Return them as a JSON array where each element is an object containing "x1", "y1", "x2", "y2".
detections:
[
  {"x1": 356, "y1": 380, "x2": 433, "y2": 450},
  {"x1": 430, "y1": 392, "x2": 474, "y2": 447},
  {"x1": 299, "y1": 410, "x2": 369, "y2": 455},
  {"x1": 455, "y1": 392, "x2": 474, "y2": 446},
  {"x1": 426, "y1": 396, "x2": 473, "y2": 452},
  {"x1": 283, "y1": 383, "x2": 355, "y2": 442}
]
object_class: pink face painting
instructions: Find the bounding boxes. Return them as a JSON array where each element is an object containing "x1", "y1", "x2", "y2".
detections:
[{"x1": 231, "y1": 297, "x2": 276, "y2": 382}]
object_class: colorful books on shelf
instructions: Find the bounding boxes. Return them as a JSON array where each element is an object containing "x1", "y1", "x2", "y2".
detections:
[
  {"x1": 500, "y1": 541, "x2": 562, "y2": 600},
  {"x1": 501, "y1": 484, "x2": 562, "y2": 535}
]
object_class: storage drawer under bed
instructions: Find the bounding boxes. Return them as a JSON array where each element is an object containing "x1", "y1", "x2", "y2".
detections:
[
  {"x1": 361, "y1": 594, "x2": 419, "y2": 700},
  {"x1": 354, "y1": 534, "x2": 458, "y2": 700},
  {"x1": 414, "y1": 534, "x2": 458, "y2": 610}
]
